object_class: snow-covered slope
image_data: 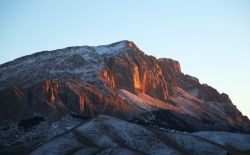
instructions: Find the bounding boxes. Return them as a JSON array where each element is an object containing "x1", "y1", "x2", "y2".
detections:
[
  {"x1": 0, "y1": 41, "x2": 130, "y2": 90},
  {"x1": 27, "y1": 115, "x2": 250, "y2": 155},
  {"x1": 193, "y1": 131, "x2": 250, "y2": 151},
  {"x1": 119, "y1": 89, "x2": 181, "y2": 113}
]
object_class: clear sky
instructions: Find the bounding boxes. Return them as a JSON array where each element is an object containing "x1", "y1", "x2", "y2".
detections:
[{"x1": 1, "y1": 0, "x2": 250, "y2": 117}]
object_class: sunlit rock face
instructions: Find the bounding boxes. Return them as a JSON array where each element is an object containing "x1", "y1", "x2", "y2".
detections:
[
  {"x1": 157, "y1": 58, "x2": 181, "y2": 96},
  {"x1": 104, "y1": 44, "x2": 170, "y2": 100},
  {"x1": 0, "y1": 40, "x2": 250, "y2": 133}
]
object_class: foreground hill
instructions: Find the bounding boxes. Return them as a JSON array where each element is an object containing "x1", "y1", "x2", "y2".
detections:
[{"x1": 3, "y1": 115, "x2": 250, "y2": 155}]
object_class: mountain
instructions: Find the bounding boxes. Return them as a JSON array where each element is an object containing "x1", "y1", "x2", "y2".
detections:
[{"x1": 1, "y1": 40, "x2": 250, "y2": 153}]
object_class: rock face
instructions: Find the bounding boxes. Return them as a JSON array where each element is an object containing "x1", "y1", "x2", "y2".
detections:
[{"x1": 0, "y1": 40, "x2": 249, "y2": 133}]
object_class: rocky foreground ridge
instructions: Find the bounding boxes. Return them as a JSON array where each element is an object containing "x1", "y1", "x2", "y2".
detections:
[{"x1": 2, "y1": 115, "x2": 250, "y2": 155}]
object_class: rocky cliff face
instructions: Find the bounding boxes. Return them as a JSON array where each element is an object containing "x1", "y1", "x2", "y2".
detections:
[{"x1": 0, "y1": 40, "x2": 249, "y2": 133}]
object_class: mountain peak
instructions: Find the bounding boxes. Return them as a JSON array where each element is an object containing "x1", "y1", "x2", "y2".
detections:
[
  {"x1": 108, "y1": 40, "x2": 137, "y2": 48},
  {"x1": 94, "y1": 40, "x2": 138, "y2": 55}
]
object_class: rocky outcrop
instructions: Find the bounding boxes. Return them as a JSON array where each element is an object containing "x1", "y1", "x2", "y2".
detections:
[
  {"x1": 157, "y1": 58, "x2": 181, "y2": 96},
  {"x1": 176, "y1": 73, "x2": 249, "y2": 126},
  {"x1": 0, "y1": 40, "x2": 249, "y2": 133},
  {"x1": 103, "y1": 47, "x2": 170, "y2": 100}
]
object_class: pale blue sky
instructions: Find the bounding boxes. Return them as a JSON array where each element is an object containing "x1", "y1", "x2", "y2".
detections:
[{"x1": 1, "y1": 0, "x2": 250, "y2": 117}]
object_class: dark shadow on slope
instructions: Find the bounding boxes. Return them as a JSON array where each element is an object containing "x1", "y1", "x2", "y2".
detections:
[{"x1": 18, "y1": 116, "x2": 45, "y2": 130}]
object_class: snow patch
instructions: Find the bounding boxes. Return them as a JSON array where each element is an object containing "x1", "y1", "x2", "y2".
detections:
[
  {"x1": 95, "y1": 41, "x2": 127, "y2": 55},
  {"x1": 193, "y1": 131, "x2": 250, "y2": 151}
]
